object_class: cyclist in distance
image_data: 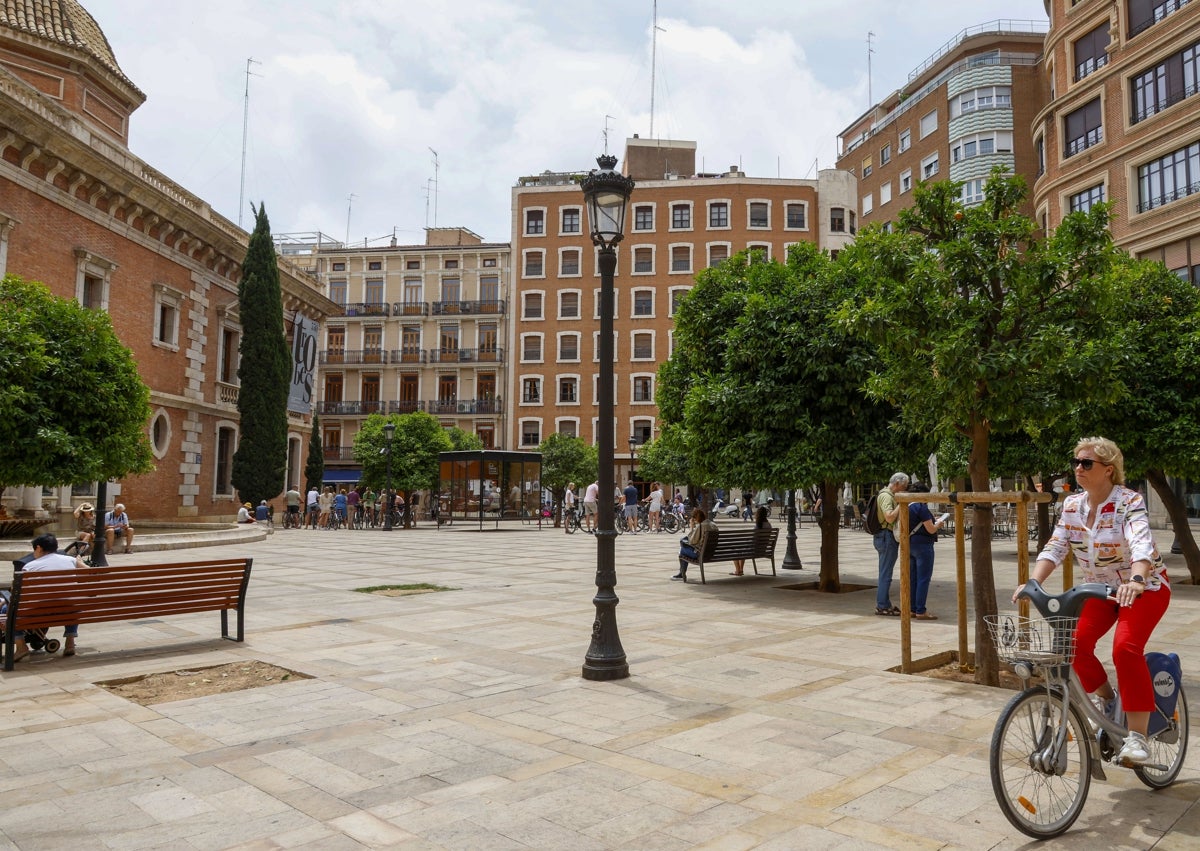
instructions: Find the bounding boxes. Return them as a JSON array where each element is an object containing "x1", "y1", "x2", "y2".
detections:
[{"x1": 1013, "y1": 436, "x2": 1169, "y2": 767}]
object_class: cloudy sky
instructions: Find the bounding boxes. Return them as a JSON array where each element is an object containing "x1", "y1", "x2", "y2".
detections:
[{"x1": 85, "y1": 0, "x2": 1049, "y2": 246}]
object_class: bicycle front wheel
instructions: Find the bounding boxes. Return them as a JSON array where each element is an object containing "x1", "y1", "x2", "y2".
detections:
[
  {"x1": 990, "y1": 686, "x2": 1093, "y2": 839},
  {"x1": 565, "y1": 511, "x2": 577, "y2": 534},
  {"x1": 1136, "y1": 686, "x2": 1189, "y2": 788}
]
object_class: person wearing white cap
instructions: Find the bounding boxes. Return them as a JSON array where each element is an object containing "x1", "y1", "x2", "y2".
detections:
[{"x1": 104, "y1": 503, "x2": 134, "y2": 553}]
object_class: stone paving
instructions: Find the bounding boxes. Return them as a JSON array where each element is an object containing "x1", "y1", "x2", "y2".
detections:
[{"x1": 2, "y1": 519, "x2": 1199, "y2": 849}]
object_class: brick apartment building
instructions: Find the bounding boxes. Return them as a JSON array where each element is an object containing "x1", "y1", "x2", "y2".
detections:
[
  {"x1": 278, "y1": 228, "x2": 511, "y2": 481},
  {"x1": 837, "y1": 20, "x2": 1049, "y2": 225},
  {"x1": 1033, "y1": 0, "x2": 1200, "y2": 278},
  {"x1": 0, "y1": 1, "x2": 337, "y2": 522},
  {"x1": 509, "y1": 136, "x2": 856, "y2": 473}
]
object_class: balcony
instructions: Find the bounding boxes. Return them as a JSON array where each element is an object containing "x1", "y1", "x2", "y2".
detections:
[
  {"x1": 317, "y1": 400, "x2": 386, "y2": 416},
  {"x1": 392, "y1": 301, "x2": 429, "y2": 317},
  {"x1": 425, "y1": 398, "x2": 502, "y2": 416},
  {"x1": 322, "y1": 445, "x2": 356, "y2": 461},
  {"x1": 390, "y1": 348, "x2": 428, "y2": 364},
  {"x1": 334, "y1": 302, "x2": 390, "y2": 318},
  {"x1": 428, "y1": 347, "x2": 505, "y2": 364},
  {"x1": 430, "y1": 300, "x2": 505, "y2": 316},
  {"x1": 389, "y1": 400, "x2": 425, "y2": 414},
  {"x1": 319, "y1": 349, "x2": 387, "y2": 365}
]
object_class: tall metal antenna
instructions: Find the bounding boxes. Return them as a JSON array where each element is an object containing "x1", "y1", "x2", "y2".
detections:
[
  {"x1": 424, "y1": 178, "x2": 434, "y2": 229},
  {"x1": 345, "y1": 193, "x2": 356, "y2": 244},
  {"x1": 603, "y1": 115, "x2": 615, "y2": 155},
  {"x1": 650, "y1": 0, "x2": 666, "y2": 137},
  {"x1": 237, "y1": 57, "x2": 261, "y2": 228},
  {"x1": 428, "y1": 147, "x2": 440, "y2": 228},
  {"x1": 867, "y1": 31, "x2": 876, "y2": 107}
]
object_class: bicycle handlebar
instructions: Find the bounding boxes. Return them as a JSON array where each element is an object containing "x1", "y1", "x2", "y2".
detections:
[{"x1": 1017, "y1": 578, "x2": 1115, "y2": 619}]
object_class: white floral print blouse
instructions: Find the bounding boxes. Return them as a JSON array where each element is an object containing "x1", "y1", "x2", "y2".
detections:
[{"x1": 1036, "y1": 485, "x2": 1168, "y2": 591}]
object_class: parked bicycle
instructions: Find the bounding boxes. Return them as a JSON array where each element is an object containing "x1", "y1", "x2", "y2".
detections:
[
  {"x1": 987, "y1": 578, "x2": 1188, "y2": 838},
  {"x1": 562, "y1": 505, "x2": 582, "y2": 534}
]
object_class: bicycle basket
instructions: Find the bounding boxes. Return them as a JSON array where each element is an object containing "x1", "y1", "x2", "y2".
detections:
[{"x1": 985, "y1": 614, "x2": 1079, "y2": 666}]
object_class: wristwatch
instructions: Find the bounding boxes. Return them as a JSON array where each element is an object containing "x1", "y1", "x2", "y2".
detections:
[{"x1": 1130, "y1": 575, "x2": 1146, "y2": 585}]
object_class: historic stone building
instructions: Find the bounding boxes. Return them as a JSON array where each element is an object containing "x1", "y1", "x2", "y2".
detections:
[
  {"x1": 510, "y1": 136, "x2": 855, "y2": 471},
  {"x1": 0, "y1": 1, "x2": 337, "y2": 522}
]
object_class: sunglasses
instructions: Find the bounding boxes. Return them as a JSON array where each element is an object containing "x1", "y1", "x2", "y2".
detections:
[{"x1": 1071, "y1": 458, "x2": 1104, "y2": 470}]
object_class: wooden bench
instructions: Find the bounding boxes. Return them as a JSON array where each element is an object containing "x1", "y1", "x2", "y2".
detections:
[
  {"x1": 681, "y1": 527, "x2": 779, "y2": 584},
  {"x1": 2, "y1": 557, "x2": 253, "y2": 670}
]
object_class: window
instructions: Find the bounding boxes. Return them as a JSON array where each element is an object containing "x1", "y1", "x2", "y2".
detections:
[
  {"x1": 558, "y1": 377, "x2": 578, "y2": 404},
  {"x1": 559, "y1": 291, "x2": 580, "y2": 319},
  {"x1": 633, "y1": 375, "x2": 654, "y2": 403},
  {"x1": 523, "y1": 250, "x2": 545, "y2": 277},
  {"x1": 558, "y1": 419, "x2": 578, "y2": 437},
  {"x1": 366, "y1": 278, "x2": 385, "y2": 304},
  {"x1": 328, "y1": 279, "x2": 347, "y2": 305},
  {"x1": 633, "y1": 289, "x2": 654, "y2": 316},
  {"x1": 1064, "y1": 98, "x2": 1103, "y2": 157},
  {"x1": 74, "y1": 249, "x2": 116, "y2": 311},
  {"x1": 631, "y1": 419, "x2": 653, "y2": 445},
  {"x1": 1036, "y1": 135, "x2": 1046, "y2": 176},
  {"x1": 1130, "y1": 38, "x2": 1200, "y2": 123},
  {"x1": 633, "y1": 204, "x2": 654, "y2": 231},
  {"x1": 669, "y1": 287, "x2": 689, "y2": 315},
  {"x1": 879, "y1": 182, "x2": 892, "y2": 206},
  {"x1": 482, "y1": 257, "x2": 497, "y2": 267},
  {"x1": 900, "y1": 168, "x2": 912, "y2": 193},
  {"x1": 708, "y1": 201, "x2": 729, "y2": 228},
  {"x1": 748, "y1": 201, "x2": 769, "y2": 228},
  {"x1": 559, "y1": 333, "x2": 580, "y2": 361},
  {"x1": 150, "y1": 410, "x2": 170, "y2": 457},
  {"x1": 950, "y1": 85, "x2": 1012, "y2": 117},
  {"x1": 632, "y1": 332, "x2": 654, "y2": 360},
  {"x1": 921, "y1": 152, "x2": 940, "y2": 179},
  {"x1": 521, "y1": 420, "x2": 541, "y2": 447},
  {"x1": 961, "y1": 179, "x2": 986, "y2": 206},
  {"x1": 215, "y1": 425, "x2": 236, "y2": 496},
  {"x1": 785, "y1": 202, "x2": 807, "y2": 229},
  {"x1": 899, "y1": 129, "x2": 911, "y2": 152},
  {"x1": 708, "y1": 243, "x2": 730, "y2": 267},
  {"x1": 1074, "y1": 23, "x2": 1111, "y2": 81},
  {"x1": 593, "y1": 289, "x2": 619, "y2": 320},
  {"x1": 406, "y1": 259, "x2": 420, "y2": 269},
  {"x1": 332, "y1": 262, "x2": 346, "y2": 272},
  {"x1": 521, "y1": 334, "x2": 543, "y2": 362},
  {"x1": 523, "y1": 292, "x2": 543, "y2": 319},
  {"x1": 670, "y1": 245, "x2": 691, "y2": 273},
  {"x1": 525, "y1": 208, "x2": 545, "y2": 235},
  {"x1": 862, "y1": 194, "x2": 873, "y2": 215},
  {"x1": 952, "y1": 132, "x2": 1012, "y2": 162},
  {"x1": 1069, "y1": 183, "x2": 1106, "y2": 212},
  {"x1": 920, "y1": 109, "x2": 938, "y2": 139},
  {"x1": 522, "y1": 378, "x2": 542, "y2": 403},
  {"x1": 670, "y1": 203, "x2": 691, "y2": 230},
  {"x1": 861, "y1": 157, "x2": 873, "y2": 178},
  {"x1": 218, "y1": 324, "x2": 240, "y2": 385},
  {"x1": 830, "y1": 207, "x2": 847, "y2": 233},
  {"x1": 592, "y1": 330, "x2": 618, "y2": 361},
  {"x1": 560, "y1": 248, "x2": 581, "y2": 276},
  {"x1": 402, "y1": 278, "x2": 422, "y2": 312},
  {"x1": 633, "y1": 246, "x2": 654, "y2": 273},
  {"x1": 368, "y1": 260, "x2": 382, "y2": 271},
  {"x1": 152, "y1": 284, "x2": 183, "y2": 349},
  {"x1": 444, "y1": 259, "x2": 458, "y2": 270},
  {"x1": 1129, "y1": 0, "x2": 1191, "y2": 38},
  {"x1": 561, "y1": 207, "x2": 581, "y2": 234},
  {"x1": 880, "y1": 144, "x2": 892, "y2": 165},
  {"x1": 1136, "y1": 139, "x2": 1200, "y2": 212}
]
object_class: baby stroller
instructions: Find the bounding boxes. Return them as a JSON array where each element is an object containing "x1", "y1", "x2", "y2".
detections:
[{"x1": 0, "y1": 589, "x2": 62, "y2": 654}]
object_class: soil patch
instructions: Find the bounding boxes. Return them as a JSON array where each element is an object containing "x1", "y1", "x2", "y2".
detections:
[
  {"x1": 777, "y1": 581, "x2": 875, "y2": 594},
  {"x1": 891, "y1": 651, "x2": 1034, "y2": 691},
  {"x1": 96, "y1": 661, "x2": 311, "y2": 705},
  {"x1": 355, "y1": 583, "x2": 457, "y2": 596}
]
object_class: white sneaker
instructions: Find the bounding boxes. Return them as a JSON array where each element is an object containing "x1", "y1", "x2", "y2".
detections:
[{"x1": 1117, "y1": 732, "x2": 1150, "y2": 767}]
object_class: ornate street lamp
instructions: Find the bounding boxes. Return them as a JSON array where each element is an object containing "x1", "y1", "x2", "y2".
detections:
[
  {"x1": 581, "y1": 153, "x2": 634, "y2": 682},
  {"x1": 782, "y1": 488, "x2": 803, "y2": 570},
  {"x1": 383, "y1": 421, "x2": 396, "y2": 532},
  {"x1": 628, "y1": 435, "x2": 637, "y2": 480}
]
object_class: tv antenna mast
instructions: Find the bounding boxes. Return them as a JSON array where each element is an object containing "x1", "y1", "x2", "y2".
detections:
[
  {"x1": 237, "y1": 57, "x2": 261, "y2": 228},
  {"x1": 428, "y1": 147, "x2": 440, "y2": 228},
  {"x1": 867, "y1": 31, "x2": 876, "y2": 107},
  {"x1": 649, "y1": 0, "x2": 666, "y2": 137},
  {"x1": 345, "y1": 193, "x2": 356, "y2": 244}
]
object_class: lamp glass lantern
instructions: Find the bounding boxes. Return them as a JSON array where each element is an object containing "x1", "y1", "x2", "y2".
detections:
[{"x1": 583, "y1": 154, "x2": 634, "y2": 250}]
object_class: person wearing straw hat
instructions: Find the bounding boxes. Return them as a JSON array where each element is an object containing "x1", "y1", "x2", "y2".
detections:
[
  {"x1": 73, "y1": 502, "x2": 96, "y2": 546},
  {"x1": 237, "y1": 502, "x2": 255, "y2": 524}
]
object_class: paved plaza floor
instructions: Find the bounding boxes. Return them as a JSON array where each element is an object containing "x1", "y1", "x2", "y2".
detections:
[{"x1": 2, "y1": 519, "x2": 1199, "y2": 849}]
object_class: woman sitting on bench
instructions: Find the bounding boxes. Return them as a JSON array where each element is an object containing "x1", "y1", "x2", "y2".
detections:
[
  {"x1": 672, "y1": 509, "x2": 717, "y2": 583},
  {"x1": 732, "y1": 505, "x2": 772, "y2": 576}
]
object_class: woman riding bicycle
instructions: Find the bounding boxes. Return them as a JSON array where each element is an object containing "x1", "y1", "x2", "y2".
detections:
[{"x1": 1014, "y1": 436, "x2": 1169, "y2": 768}]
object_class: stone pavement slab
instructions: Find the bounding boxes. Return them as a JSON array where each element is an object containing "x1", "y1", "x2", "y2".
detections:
[{"x1": 1, "y1": 520, "x2": 1198, "y2": 849}]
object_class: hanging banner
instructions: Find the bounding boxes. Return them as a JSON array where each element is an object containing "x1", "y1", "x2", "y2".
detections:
[{"x1": 288, "y1": 314, "x2": 319, "y2": 414}]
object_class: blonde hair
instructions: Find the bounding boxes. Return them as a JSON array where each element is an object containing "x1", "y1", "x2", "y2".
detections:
[{"x1": 1075, "y1": 436, "x2": 1125, "y2": 485}]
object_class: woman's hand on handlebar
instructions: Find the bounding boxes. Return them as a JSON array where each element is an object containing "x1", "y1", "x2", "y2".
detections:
[{"x1": 1012, "y1": 584, "x2": 1026, "y2": 604}]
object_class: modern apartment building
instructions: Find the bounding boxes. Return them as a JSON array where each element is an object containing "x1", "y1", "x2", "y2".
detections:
[
  {"x1": 1033, "y1": 0, "x2": 1200, "y2": 276},
  {"x1": 510, "y1": 136, "x2": 856, "y2": 472},
  {"x1": 281, "y1": 228, "x2": 511, "y2": 481},
  {"x1": 837, "y1": 21, "x2": 1049, "y2": 224}
]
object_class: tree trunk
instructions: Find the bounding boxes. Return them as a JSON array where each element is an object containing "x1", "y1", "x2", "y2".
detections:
[
  {"x1": 818, "y1": 478, "x2": 841, "y2": 592},
  {"x1": 1145, "y1": 468, "x2": 1200, "y2": 582},
  {"x1": 968, "y1": 419, "x2": 1001, "y2": 687}
]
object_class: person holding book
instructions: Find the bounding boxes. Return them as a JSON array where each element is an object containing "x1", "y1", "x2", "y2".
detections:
[{"x1": 907, "y1": 481, "x2": 946, "y2": 620}]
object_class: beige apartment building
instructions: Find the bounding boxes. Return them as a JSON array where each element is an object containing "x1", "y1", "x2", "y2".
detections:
[
  {"x1": 509, "y1": 136, "x2": 856, "y2": 471},
  {"x1": 1034, "y1": 0, "x2": 1200, "y2": 278},
  {"x1": 280, "y1": 228, "x2": 511, "y2": 481},
  {"x1": 837, "y1": 20, "x2": 1049, "y2": 225}
]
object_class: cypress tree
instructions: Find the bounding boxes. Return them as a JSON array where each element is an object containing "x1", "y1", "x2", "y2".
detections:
[
  {"x1": 305, "y1": 413, "x2": 324, "y2": 493},
  {"x1": 231, "y1": 204, "x2": 291, "y2": 505}
]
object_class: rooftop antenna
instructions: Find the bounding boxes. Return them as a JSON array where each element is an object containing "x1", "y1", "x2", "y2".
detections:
[
  {"x1": 867, "y1": 31, "x2": 876, "y2": 107},
  {"x1": 423, "y1": 178, "x2": 434, "y2": 229},
  {"x1": 649, "y1": 0, "x2": 665, "y2": 138},
  {"x1": 428, "y1": 147, "x2": 440, "y2": 228},
  {"x1": 345, "y1": 193, "x2": 356, "y2": 244},
  {"x1": 804, "y1": 157, "x2": 819, "y2": 179},
  {"x1": 603, "y1": 114, "x2": 615, "y2": 155},
  {"x1": 237, "y1": 57, "x2": 262, "y2": 229}
]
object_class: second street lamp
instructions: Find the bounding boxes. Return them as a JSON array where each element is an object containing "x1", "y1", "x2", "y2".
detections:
[
  {"x1": 581, "y1": 153, "x2": 634, "y2": 682},
  {"x1": 383, "y1": 421, "x2": 395, "y2": 532}
]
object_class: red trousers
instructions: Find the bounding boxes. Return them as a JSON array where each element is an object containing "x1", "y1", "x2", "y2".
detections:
[{"x1": 1072, "y1": 586, "x2": 1170, "y2": 712}]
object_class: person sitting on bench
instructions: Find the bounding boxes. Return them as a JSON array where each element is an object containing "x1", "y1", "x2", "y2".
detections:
[
  {"x1": 672, "y1": 508, "x2": 717, "y2": 582},
  {"x1": 105, "y1": 503, "x2": 135, "y2": 553},
  {"x1": 9, "y1": 533, "x2": 85, "y2": 662}
]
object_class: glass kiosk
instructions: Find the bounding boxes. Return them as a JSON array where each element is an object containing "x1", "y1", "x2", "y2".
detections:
[{"x1": 437, "y1": 451, "x2": 542, "y2": 529}]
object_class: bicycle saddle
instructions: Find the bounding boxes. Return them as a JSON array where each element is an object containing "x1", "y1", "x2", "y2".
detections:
[{"x1": 1018, "y1": 578, "x2": 1113, "y2": 619}]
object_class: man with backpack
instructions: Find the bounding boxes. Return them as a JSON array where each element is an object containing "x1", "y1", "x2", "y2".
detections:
[{"x1": 869, "y1": 472, "x2": 910, "y2": 616}]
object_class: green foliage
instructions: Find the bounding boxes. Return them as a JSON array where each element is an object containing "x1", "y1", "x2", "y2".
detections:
[
  {"x1": 447, "y1": 427, "x2": 485, "y2": 451},
  {"x1": 636, "y1": 424, "x2": 694, "y2": 487},
  {"x1": 304, "y1": 414, "x2": 323, "y2": 492},
  {"x1": 353, "y1": 411, "x2": 452, "y2": 494},
  {"x1": 231, "y1": 204, "x2": 292, "y2": 504},
  {"x1": 0, "y1": 275, "x2": 153, "y2": 488},
  {"x1": 537, "y1": 433, "x2": 597, "y2": 509}
]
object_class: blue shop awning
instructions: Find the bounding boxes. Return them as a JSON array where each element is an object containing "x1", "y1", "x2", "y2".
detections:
[{"x1": 322, "y1": 469, "x2": 363, "y2": 483}]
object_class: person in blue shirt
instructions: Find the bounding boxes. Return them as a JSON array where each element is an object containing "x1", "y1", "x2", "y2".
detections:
[
  {"x1": 333, "y1": 489, "x2": 348, "y2": 526},
  {"x1": 254, "y1": 500, "x2": 270, "y2": 522},
  {"x1": 624, "y1": 481, "x2": 640, "y2": 533},
  {"x1": 907, "y1": 481, "x2": 946, "y2": 619}
]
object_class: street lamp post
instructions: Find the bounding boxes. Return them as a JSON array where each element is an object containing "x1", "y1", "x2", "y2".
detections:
[
  {"x1": 628, "y1": 435, "x2": 637, "y2": 481},
  {"x1": 383, "y1": 421, "x2": 395, "y2": 532},
  {"x1": 581, "y1": 153, "x2": 634, "y2": 682},
  {"x1": 782, "y1": 488, "x2": 803, "y2": 570}
]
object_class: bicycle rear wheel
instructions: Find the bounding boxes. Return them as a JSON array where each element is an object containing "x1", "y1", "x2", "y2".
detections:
[
  {"x1": 1136, "y1": 687, "x2": 1189, "y2": 788},
  {"x1": 990, "y1": 686, "x2": 1093, "y2": 838},
  {"x1": 565, "y1": 510, "x2": 577, "y2": 534}
]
